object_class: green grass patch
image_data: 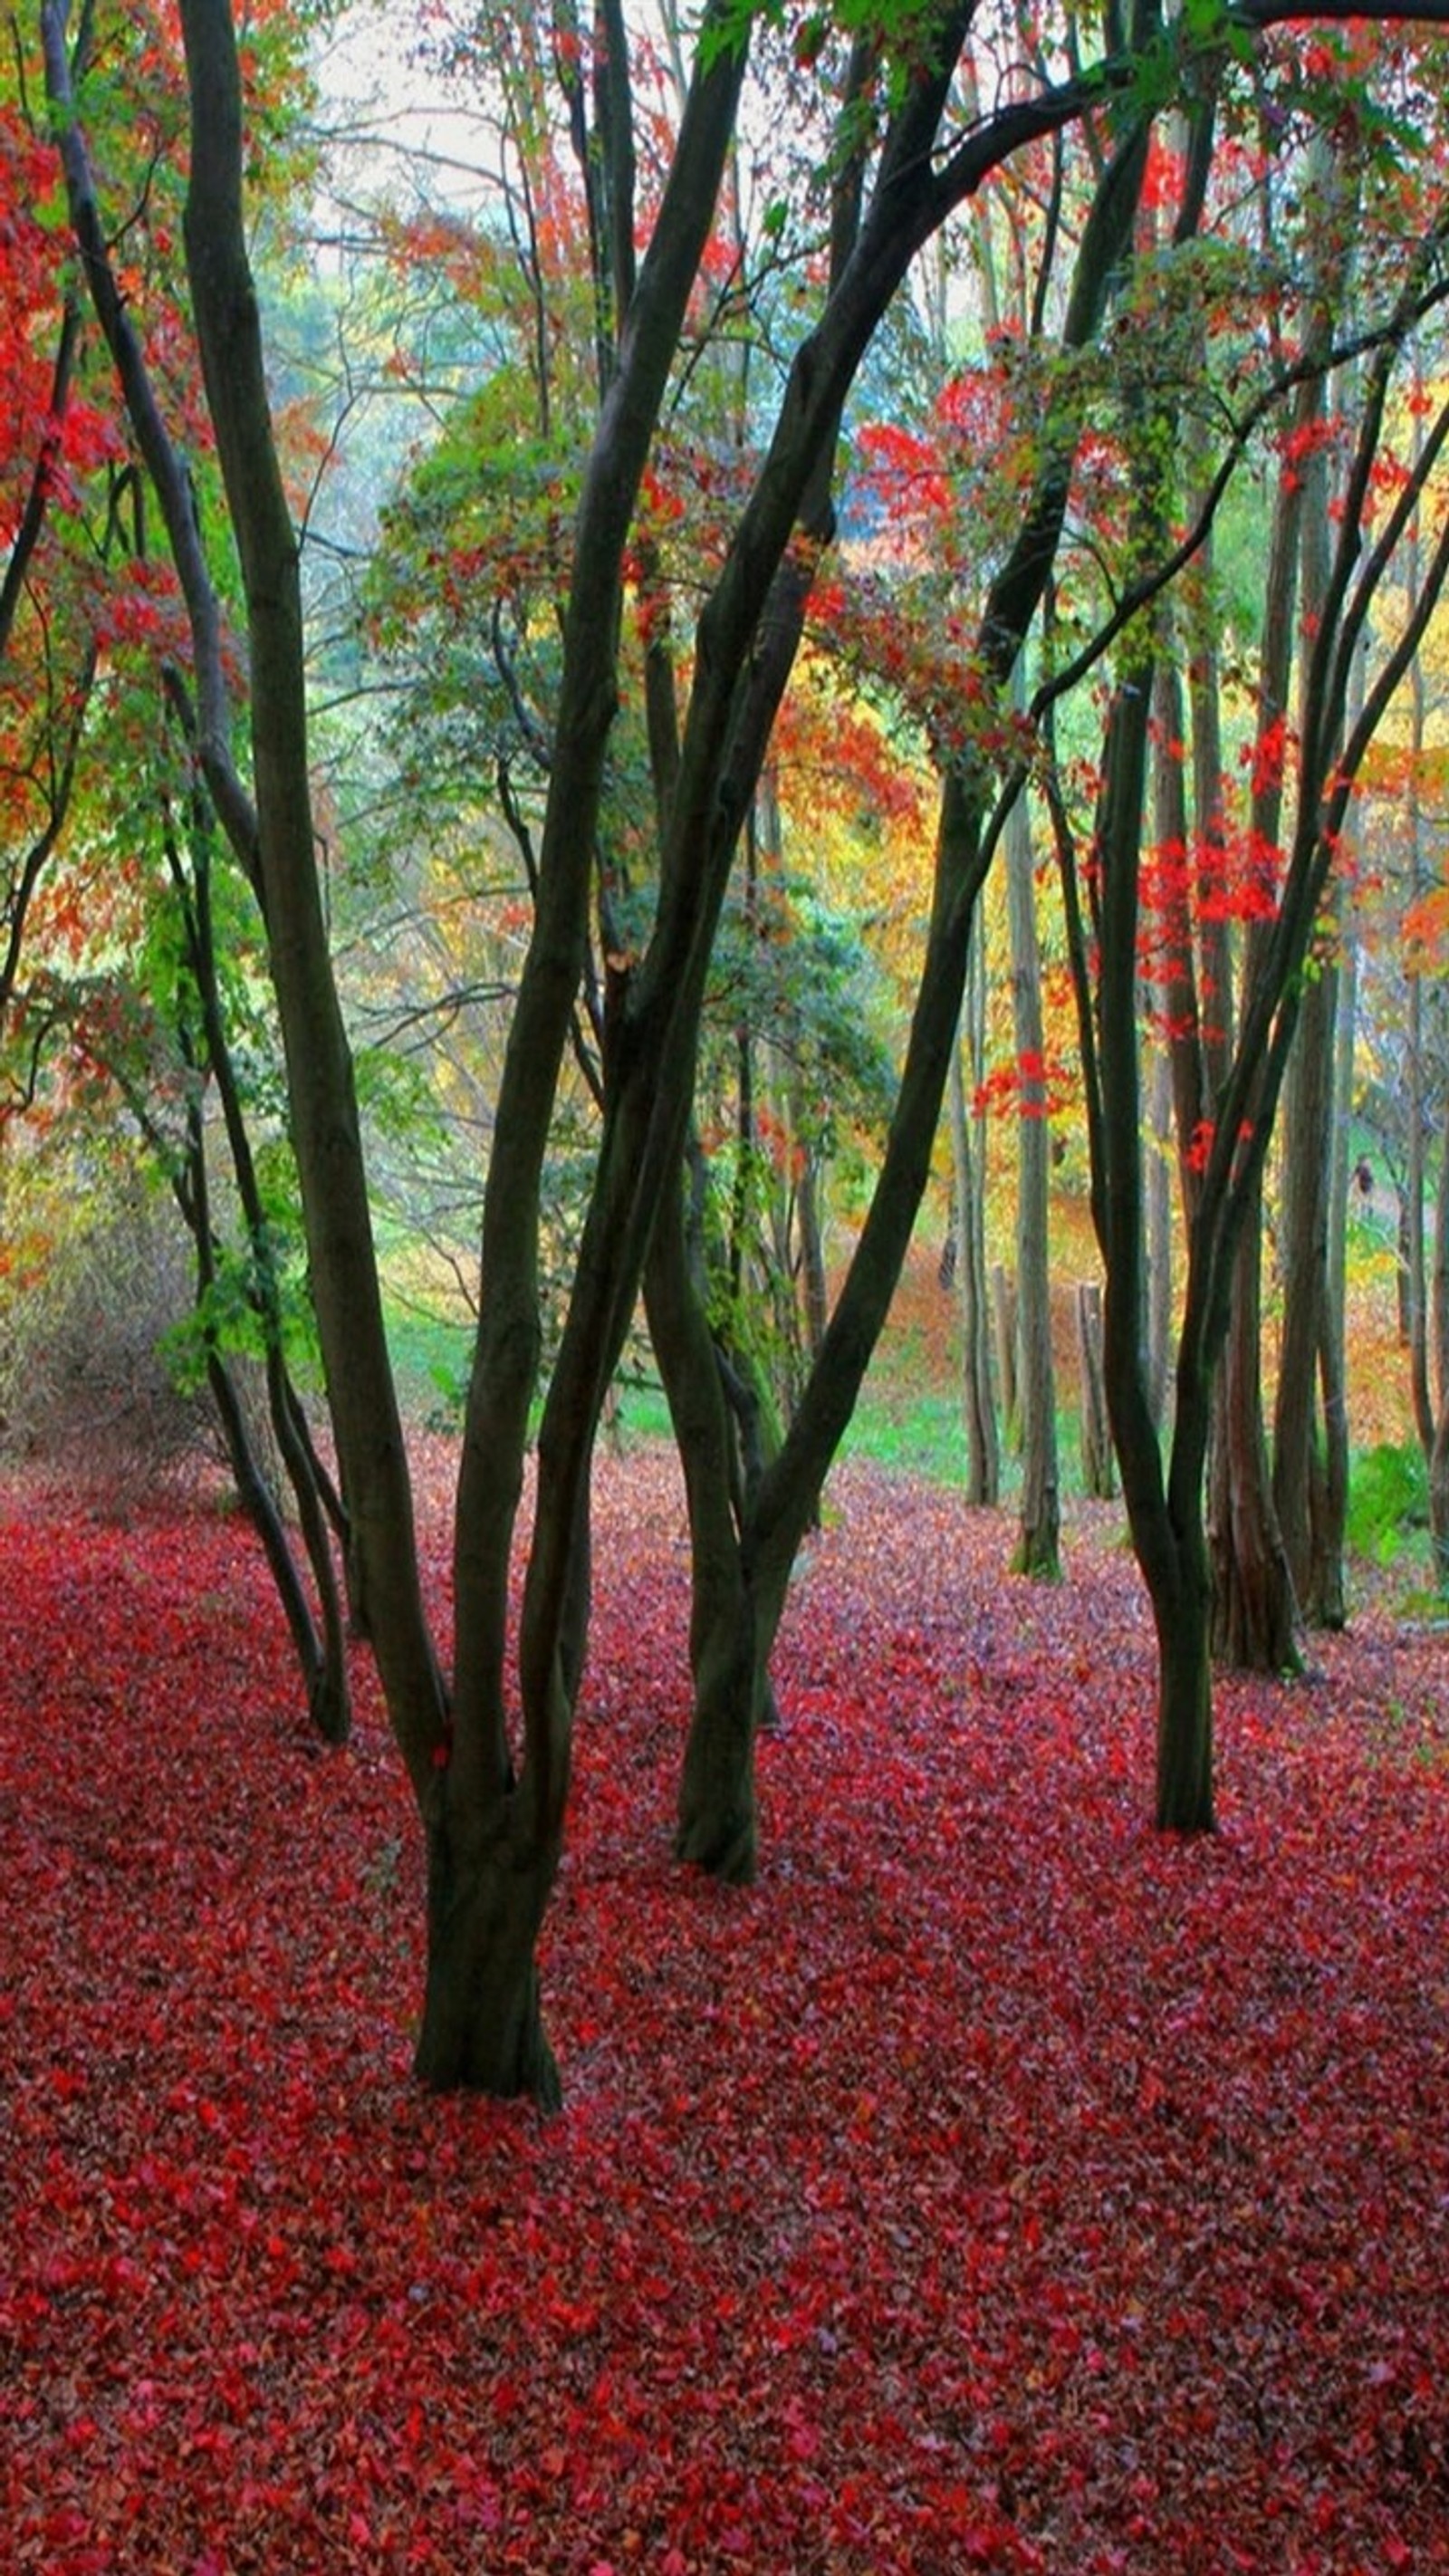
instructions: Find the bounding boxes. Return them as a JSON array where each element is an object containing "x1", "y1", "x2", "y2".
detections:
[
  {"x1": 384, "y1": 1300, "x2": 475, "y2": 1425},
  {"x1": 1347, "y1": 1439, "x2": 1427, "y2": 1567}
]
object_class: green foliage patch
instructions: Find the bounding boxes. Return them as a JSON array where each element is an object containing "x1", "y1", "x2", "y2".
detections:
[{"x1": 1346, "y1": 1440, "x2": 1427, "y2": 1567}]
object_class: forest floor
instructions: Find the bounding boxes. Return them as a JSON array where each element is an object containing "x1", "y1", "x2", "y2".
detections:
[{"x1": 4, "y1": 1404, "x2": 1449, "y2": 2574}]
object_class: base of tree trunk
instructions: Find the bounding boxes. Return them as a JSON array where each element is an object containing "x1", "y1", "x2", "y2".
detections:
[
  {"x1": 1155, "y1": 1620, "x2": 1216, "y2": 1834},
  {"x1": 675, "y1": 1702, "x2": 758, "y2": 1884},
  {"x1": 1210, "y1": 1550, "x2": 1304, "y2": 1677},
  {"x1": 308, "y1": 1658, "x2": 351, "y2": 1745},
  {"x1": 1010, "y1": 1518, "x2": 1060, "y2": 1580},
  {"x1": 675, "y1": 1798, "x2": 757, "y2": 1885},
  {"x1": 676, "y1": 1715, "x2": 758, "y2": 1880},
  {"x1": 414, "y1": 1832, "x2": 561, "y2": 2108}
]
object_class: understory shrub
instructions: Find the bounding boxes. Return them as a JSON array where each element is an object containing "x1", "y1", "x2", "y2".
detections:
[
  {"x1": 0, "y1": 1161, "x2": 251, "y2": 1505},
  {"x1": 1347, "y1": 1439, "x2": 1428, "y2": 1567}
]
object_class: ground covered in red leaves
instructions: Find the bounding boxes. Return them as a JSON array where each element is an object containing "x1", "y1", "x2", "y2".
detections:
[{"x1": 4, "y1": 1449, "x2": 1449, "y2": 2574}]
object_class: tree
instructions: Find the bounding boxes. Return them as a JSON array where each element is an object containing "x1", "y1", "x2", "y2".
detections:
[
  {"x1": 1053, "y1": 72, "x2": 1449, "y2": 1825},
  {"x1": 172, "y1": 0, "x2": 1161, "y2": 2088}
]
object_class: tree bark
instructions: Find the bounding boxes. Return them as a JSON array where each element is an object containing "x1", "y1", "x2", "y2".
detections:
[
  {"x1": 414, "y1": 1802, "x2": 561, "y2": 2105},
  {"x1": 1271, "y1": 335, "x2": 1346, "y2": 1630},
  {"x1": 1212, "y1": 1225, "x2": 1302, "y2": 1671},
  {"x1": 645, "y1": 1152, "x2": 763, "y2": 1883},
  {"x1": 948, "y1": 1022, "x2": 999, "y2": 1504},
  {"x1": 1206, "y1": 360, "x2": 1307, "y2": 1670},
  {"x1": 1430, "y1": 1102, "x2": 1449, "y2": 1590},
  {"x1": 992, "y1": 1264, "x2": 1019, "y2": 1440},
  {"x1": 1076, "y1": 1282, "x2": 1115, "y2": 1500},
  {"x1": 1271, "y1": 952, "x2": 1338, "y2": 1618},
  {"x1": 1311, "y1": 916, "x2": 1355, "y2": 1629},
  {"x1": 1005, "y1": 728, "x2": 1060, "y2": 1576},
  {"x1": 1153, "y1": 1528, "x2": 1215, "y2": 1831}
]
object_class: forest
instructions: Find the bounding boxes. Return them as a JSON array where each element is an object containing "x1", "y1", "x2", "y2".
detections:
[{"x1": 4, "y1": 0, "x2": 1449, "y2": 2561}]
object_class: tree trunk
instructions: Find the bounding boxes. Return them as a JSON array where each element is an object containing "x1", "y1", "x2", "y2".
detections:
[
  {"x1": 948, "y1": 975, "x2": 999, "y2": 1504},
  {"x1": 205, "y1": 1341, "x2": 350, "y2": 1739},
  {"x1": 950, "y1": 1066, "x2": 1000, "y2": 1504},
  {"x1": 176, "y1": 1062, "x2": 352, "y2": 1743},
  {"x1": 415, "y1": 1803, "x2": 561, "y2": 2107},
  {"x1": 793, "y1": 1131, "x2": 830, "y2": 1369},
  {"x1": 1076, "y1": 1280, "x2": 1115, "y2": 1499},
  {"x1": 1153, "y1": 1542, "x2": 1215, "y2": 1831},
  {"x1": 1211, "y1": 1217, "x2": 1302, "y2": 1671},
  {"x1": 1147, "y1": 659, "x2": 1190, "y2": 1430},
  {"x1": 1146, "y1": 1043, "x2": 1174, "y2": 1431},
  {"x1": 645, "y1": 1152, "x2": 762, "y2": 1884},
  {"x1": 1205, "y1": 380, "x2": 1307, "y2": 1672},
  {"x1": 1271, "y1": 953, "x2": 1337, "y2": 1615},
  {"x1": 1310, "y1": 920, "x2": 1354, "y2": 1629},
  {"x1": 992, "y1": 1264, "x2": 1019, "y2": 1440},
  {"x1": 1005, "y1": 732, "x2": 1060, "y2": 1576},
  {"x1": 1430, "y1": 1101, "x2": 1449, "y2": 1591},
  {"x1": 1272, "y1": 339, "x2": 1346, "y2": 1630}
]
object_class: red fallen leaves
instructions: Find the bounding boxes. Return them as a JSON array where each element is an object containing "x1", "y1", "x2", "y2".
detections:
[{"x1": 3, "y1": 1456, "x2": 1449, "y2": 2571}]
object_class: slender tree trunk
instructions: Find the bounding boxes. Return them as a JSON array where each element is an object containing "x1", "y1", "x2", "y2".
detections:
[
  {"x1": 948, "y1": 1023, "x2": 999, "y2": 1504},
  {"x1": 1005, "y1": 729, "x2": 1060, "y2": 1575},
  {"x1": 179, "y1": 828, "x2": 353, "y2": 1734},
  {"x1": 993, "y1": 1265, "x2": 1019, "y2": 1441},
  {"x1": 1151, "y1": 1479, "x2": 1215, "y2": 1831},
  {"x1": 1076, "y1": 1281, "x2": 1115, "y2": 1499},
  {"x1": 1146, "y1": 1044, "x2": 1174, "y2": 1431},
  {"x1": 1430, "y1": 1102, "x2": 1449, "y2": 1589},
  {"x1": 1272, "y1": 351, "x2": 1344, "y2": 1629},
  {"x1": 1207, "y1": 357, "x2": 1312, "y2": 1671},
  {"x1": 1311, "y1": 922, "x2": 1354, "y2": 1629},
  {"x1": 645, "y1": 1152, "x2": 763, "y2": 1883},
  {"x1": 1406, "y1": 976, "x2": 1434, "y2": 1450},
  {"x1": 1272, "y1": 952, "x2": 1337, "y2": 1619},
  {"x1": 1083, "y1": 668, "x2": 1218, "y2": 1830},
  {"x1": 1147, "y1": 660, "x2": 1189, "y2": 1429},
  {"x1": 793, "y1": 1133, "x2": 830, "y2": 1368},
  {"x1": 1211, "y1": 1209, "x2": 1303, "y2": 1669}
]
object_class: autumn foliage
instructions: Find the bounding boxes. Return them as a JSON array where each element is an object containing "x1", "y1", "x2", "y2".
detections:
[{"x1": 5, "y1": 1453, "x2": 1448, "y2": 2572}]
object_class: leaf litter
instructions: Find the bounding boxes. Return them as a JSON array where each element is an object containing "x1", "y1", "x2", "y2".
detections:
[{"x1": 2, "y1": 1448, "x2": 1447, "y2": 2572}]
